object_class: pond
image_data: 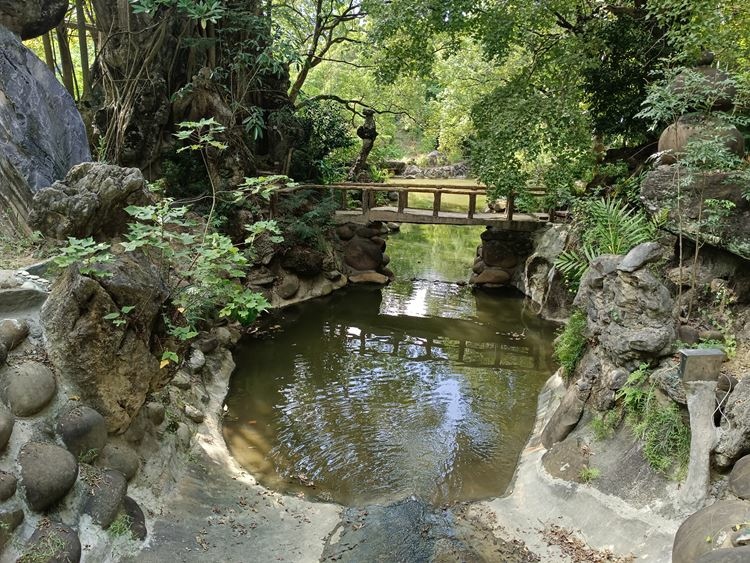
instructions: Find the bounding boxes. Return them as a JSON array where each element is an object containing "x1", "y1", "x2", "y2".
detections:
[{"x1": 223, "y1": 225, "x2": 558, "y2": 506}]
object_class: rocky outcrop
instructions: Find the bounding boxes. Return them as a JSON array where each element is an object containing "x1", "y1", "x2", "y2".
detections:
[
  {"x1": 0, "y1": 0, "x2": 68, "y2": 39},
  {"x1": 715, "y1": 377, "x2": 750, "y2": 468},
  {"x1": 0, "y1": 154, "x2": 33, "y2": 237},
  {"x1": 641, "y1": 165, "x2": 750, "y2": 260},
  {"x1": 519, "y1": 224, "x2": 573, "y2": 320},
  {"x1": 402, "y1": 162, "x2": 469, "y2": 179},
  {"x1": 29, "y1": 162, "x2": 150, "y2": 240},
  {"x1": 0, "y1": 26, "x2": 90, "y2": 192},
  {"x1": 336, "y1": 221, "x2": 393, "y2": 285},
  {"x1": 471, "y1": 228, "x2": 534, "y2": 288},
  {"x1": 574, "y1": 249, "x2": 675, "y2": 369},
  {"x1": 541, "y1": 243, "x2": 676, "y2": 445},
  {"x1": 41, "y1": 253, "x2": 169, "y2": 432}
]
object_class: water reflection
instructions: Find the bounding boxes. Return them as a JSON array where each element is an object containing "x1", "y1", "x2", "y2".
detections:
[{"x1": 223, "y1": 281, "x2": 557, "y2": 506}]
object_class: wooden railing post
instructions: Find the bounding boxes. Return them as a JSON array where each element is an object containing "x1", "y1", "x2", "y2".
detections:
[
  {"x1": 433, "y1": 190, "x2": 441, "y2": 218},
  {"x1": 468, "y1": 193, "x2": 477, "y2": 219},
  {"x1": 339, "y1": 188, "x2": 347, "y2": 210},
  {"x1": 362, "y1": 188, "x2": 371, "y2": 215},
  {"x1": 507, "y1": 190, "x2": 515, "y2": 221},
  {"x1": 398, "y1": 190, "x2": 407, "y2": 213}
]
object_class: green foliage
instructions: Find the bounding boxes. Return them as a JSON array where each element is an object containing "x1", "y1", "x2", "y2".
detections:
[
  {"x1": 103, "y1": 305, "x2": 136, "y2": 328},
  {"x1": 52, "y1": 237, "x2": 113, "y2": 278},
  {"x1": 617, "y1": 364, "x2": 691, "y2": 477},
  {"x1": 553, "y1": 310, "x2": 588, "y2": 379},
  {"x1": 277, "y1": 190, "x2": 338, "y2": 248},
  {"x1": 174, "y1": 118, "x2": 228, "y2": 153},
  {"x1": 579, "y1": 466, "x2": 601, "y2": 483},
  {"x1": 555, "y1": 198, "x2": 657, "y2": 287},
  {"x1": 130, "y1": 0, "x2": 225, "y2": 28},
  {"x1": 590, "y1": 410, "x2": 621, "y2": 441}
]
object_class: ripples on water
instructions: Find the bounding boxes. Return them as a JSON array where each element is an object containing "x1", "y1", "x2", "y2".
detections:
[{"x1": 223, "y1": 270, "x2": 558, "y2": 505}]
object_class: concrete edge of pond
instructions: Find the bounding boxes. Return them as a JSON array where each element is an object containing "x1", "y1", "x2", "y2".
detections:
[
  {"x1": 476, "y1": 371, "x2": 679, "y2": 561},
  {"x1": 123, "y1": 348, "x2": 343, "y2": 563},
  {"x1": 127, "y1": 356, "x2": 679, "y2": 562}
]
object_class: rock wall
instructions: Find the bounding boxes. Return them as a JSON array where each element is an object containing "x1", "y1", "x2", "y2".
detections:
[
  {"x1": 335, "y1": 221, "x2": 394, "y2": 285},
  {"x1": 541, "y1": 242, "x2": 676, "y2": 447},
  {"x1": 470, "y1": 227, "x2": 534, "y2": 288},
  {"x1": 0, "y1": 26, "x2": 91, "y2": 192},
  {"x1": 517, "y1": 224, "x2": 573, "y2": 321},
  {"x1": 0, "y1": 263, "x2": 242, "y2": 561}
]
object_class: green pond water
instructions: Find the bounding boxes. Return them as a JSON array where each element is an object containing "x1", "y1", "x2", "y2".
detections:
[{"x1": 223, "y1": 224, "x2": 558, "y2": 506}]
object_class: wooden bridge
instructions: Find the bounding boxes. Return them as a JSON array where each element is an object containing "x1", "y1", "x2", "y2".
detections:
[{"x1": 281, "y1": 181, "x2": 551, "y2": 231}]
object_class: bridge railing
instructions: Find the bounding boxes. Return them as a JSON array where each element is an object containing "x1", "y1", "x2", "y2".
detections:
[
  {"x1": 273, "y1": 182, "x2": 550, "y2": 222},
  {"x1": 291, "y1": 182, "x2": 489, "y2": 219}
]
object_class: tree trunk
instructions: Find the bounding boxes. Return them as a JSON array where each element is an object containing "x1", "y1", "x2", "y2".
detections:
[
  {"x1": 347, "y1": 110, "x2": 378, "y2": 182},
  {"x1": 55, "y1": 24, "x2": 75, "y2": 96},
  {"x1": 42, "y1": 32, "x2": 55, "y2": 72},
  {"x1": 75, "y1": 0, "x2": 91, "y2": 96}
]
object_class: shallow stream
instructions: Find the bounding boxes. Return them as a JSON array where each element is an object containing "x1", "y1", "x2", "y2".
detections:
[{"x1": 223, "y1": 224, "x2": 558, "y2": 506}]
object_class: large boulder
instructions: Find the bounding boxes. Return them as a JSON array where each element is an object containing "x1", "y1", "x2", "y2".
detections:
[
  {"x1": 41, "y1": 253, "x2": 169, "y2": 432},
  {"x1": 0, "y1": 0, "x2": 68, "y2": 39},
  {"x1": 22, "y1": 521, "x2": 81, "y2": 563},
  {"x1": 29, "y1": 163, "x2": 150, "y2": 240},
  {"x1": 0, "y1": 26, "x2": 90, "y2": 193},
  {"x1": 641, "y1": 165, "x2": 750, "y2": 260},
  {"x1": 715, "y1": 378, "x2": 750, "y2": 468},
  {"x1": 658, "y1": 113, "x2": 744, "y2": 164},
  {"x1": 574, "y1": 253, "x2": 676, "y2": 369}
]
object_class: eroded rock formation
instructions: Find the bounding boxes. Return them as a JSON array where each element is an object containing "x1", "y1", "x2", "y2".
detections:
[
  {"x1": 29, "y1": 162, "x2": 150, "y2": 240},
  {"x1": 41, "y1": 253, "x2": 169, "y2": 432}
]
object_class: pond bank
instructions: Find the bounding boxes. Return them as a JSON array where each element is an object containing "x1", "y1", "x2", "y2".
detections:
[{"x1": 125, "y1": 354, "x2": 674, "y2": 562}]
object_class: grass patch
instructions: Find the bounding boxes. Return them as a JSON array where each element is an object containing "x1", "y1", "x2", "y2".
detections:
[
  {"x1": 590, "y1": 410, "x2": 620, "y2": 441},
  {"x1": 579, "y1": 466, "x2": 601, "y2": 483},
  {"x1": 18, "y1": 530, "x2": 66, "y2": 563},
  {"x1": 108, "y1": 513, "x2": 134, "y2": 539},
  {"x1": 617, "y1": 364, "x2": 691, "y2": 478},
  {"x1": 553, "y1": 310, "x2": 588, "y2": 379}
]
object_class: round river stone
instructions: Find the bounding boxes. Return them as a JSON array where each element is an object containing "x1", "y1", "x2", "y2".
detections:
[
  {"x1": 22, "y1": 521, "x2": 81, "y2": 563},
  {"x1": 19, "y1": 441, "x2": 78, "y2": 511},
  {"x1": 5, "y1": 361, "x2": 56, "y2": 416},
  {"x1": 57, "y1": 405, "x2": 108, "y2": 459}
]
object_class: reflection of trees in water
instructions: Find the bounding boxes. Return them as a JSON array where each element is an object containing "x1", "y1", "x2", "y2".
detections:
[
  {"x1": 224, "y1": 282, "x2": 558, "y2": 504},
  {"x1": 387, "y1": 225, "x2": 485, "y2": 281}
]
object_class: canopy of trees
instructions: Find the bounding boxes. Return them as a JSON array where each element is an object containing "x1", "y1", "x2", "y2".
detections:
[{"x1": 24, "y1": 1, "x2": 750, "y2": 204}]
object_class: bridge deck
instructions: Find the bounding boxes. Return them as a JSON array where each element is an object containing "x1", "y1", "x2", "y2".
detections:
[
  {"x1": 335, "y1": 206, "x2": 548, "y2": 230},
  {"x1": 284, "y1": 181, "x2": 552, "y2": 230}
]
